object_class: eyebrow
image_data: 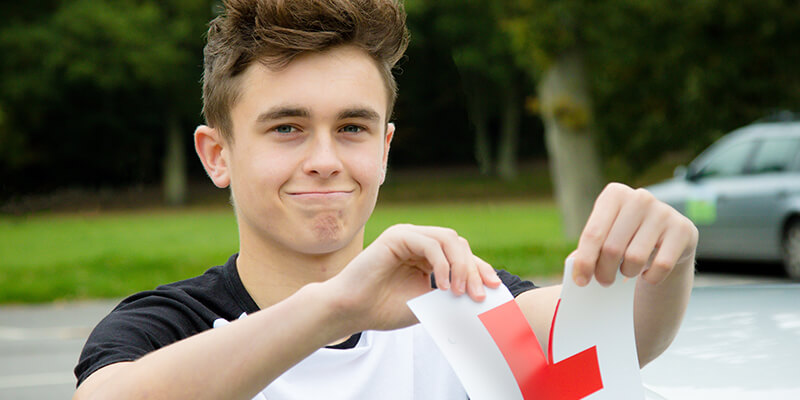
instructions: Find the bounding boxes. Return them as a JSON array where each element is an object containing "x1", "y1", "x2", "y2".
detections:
[
  {"x1": 337, "y1": 107, "x2": 381, "y2": 122},
  {"x1": 254, "y1": 105, "x2": 382, "y2": 125},
  {"x1": 255, "y1": 106, "x2": 311, "y2": 124}
]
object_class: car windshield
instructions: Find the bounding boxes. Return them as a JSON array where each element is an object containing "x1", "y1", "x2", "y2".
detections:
[
  {"x1": 694, "y1": 140, "x2": 755, "y2": 178},
  {"x1": 748, "y1": 137, "x2": 800, "y2": 174}
]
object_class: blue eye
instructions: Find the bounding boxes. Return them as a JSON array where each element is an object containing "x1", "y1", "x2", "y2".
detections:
[
  {"x1": 342, "y1": 125, "x2": 363, "y2": 134},
  {"x1": 274, "y1": 125, "x2": 296, "y2": 134}
]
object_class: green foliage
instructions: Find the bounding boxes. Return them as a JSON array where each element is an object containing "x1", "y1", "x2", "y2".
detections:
[
  {"x1": 408, "y1": 0, "x2": 538, "y2": 177},
  {"x1": 417, "y1": 0, "x2": 518, "y2": 86},
  {"x1": 495, "y1": 0, "x2": 800, "y2": 178},
  {"x1": 0, "y1": 0, "x2": 212, "y2": 194},
  {"x1": 0, "y1": 201, "x2": 572, "y2": 303}
]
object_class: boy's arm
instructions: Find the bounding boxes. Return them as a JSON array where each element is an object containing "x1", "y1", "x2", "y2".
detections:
[
  {"x1": 74, "y1": 224, "x2": 500, "y2": 400},
  {"x1": 516, "y1": 183, "x2": 697, "y2": 367},
  {"x1": 74, "y1": 282, "x2": 354, "y2": 400}
]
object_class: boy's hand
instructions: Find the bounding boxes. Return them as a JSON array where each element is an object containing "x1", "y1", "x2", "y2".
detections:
[
  {"x1": 571, "y1": 183, "x2": 699, "y2": 287},
  {"x1": 327, "y1": 224, "x2": 502, "y2": 332}
]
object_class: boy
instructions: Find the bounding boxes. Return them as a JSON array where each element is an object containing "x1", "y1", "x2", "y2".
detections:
[{"x1": 74, "y1": 0, "x2": 697, "y2": 399}]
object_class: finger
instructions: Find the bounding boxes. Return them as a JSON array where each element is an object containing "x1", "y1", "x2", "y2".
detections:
[
  {"x1": 389, "y1": 230, "x2": 450, "y2": 289},
  {"x1": 567, "y1": 249, "x2": 578, "y2": 259},
  {"x1": 595, "y1": 197, "x2": 647, "y2": 286},
  {"x1": 466, "y1": 266, "x2": 486, "y2": 301},
  {"x1": 475, "y1": 255, "x2": 502, "y2": 288},
  {"x1": 619, "y1": 209, "x2": 665, "y2": 278},
  {"x1": 409, "y1": 226, "x2": 471, "y2": 295},
  {"x1": 641, "y1": 225, "x2": 687, "y2": 285},
  {"x1": 449, "y1": 237, "x2": 474, "y2": 296},
  {"x1": 573, "y1": 184, "x2": 628, "y2": 286},
  {"x1": 455, "y1": 237, "x2": 489, "y2": 300}
]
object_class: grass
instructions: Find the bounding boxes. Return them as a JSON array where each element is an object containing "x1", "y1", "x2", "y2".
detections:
[
  {"x1": 367, "y1": 201, "x2": 573, "y2": 275},
  {"x1": 0, "y1": 200, "x2": 573, "y2": 304}
]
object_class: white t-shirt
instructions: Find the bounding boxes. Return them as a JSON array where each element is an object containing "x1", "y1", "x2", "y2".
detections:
[{"x1": 253, "y1": 326, "x2": 466, "y2": 400}]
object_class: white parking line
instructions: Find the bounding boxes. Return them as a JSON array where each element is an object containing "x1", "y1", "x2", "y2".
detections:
[
  {"x1": 0, "y1": 372, "x2": 75, "y2": 389},
  {"x1": 0, "y1": 326, "x2": 91, "y2": 340}
]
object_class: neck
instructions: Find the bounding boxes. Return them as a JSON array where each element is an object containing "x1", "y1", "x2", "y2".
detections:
[{"x1": 235, "y1": 228, "x2": 365, "y2": 310}]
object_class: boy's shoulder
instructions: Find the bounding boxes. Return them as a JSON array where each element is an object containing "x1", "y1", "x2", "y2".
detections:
[
  {"x1": 75, "y1": 254, "x2": 256, "y2": 385},
  {"x1": 114, "y1": 253, "x2": 258, "y2": 320}
]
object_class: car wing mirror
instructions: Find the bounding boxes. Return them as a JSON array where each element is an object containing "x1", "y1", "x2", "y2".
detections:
[{"x1": 674, "y1": 165, "x2": 688, "y2": 180}]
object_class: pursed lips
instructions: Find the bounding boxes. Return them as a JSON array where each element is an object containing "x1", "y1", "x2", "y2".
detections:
[{"x1": 285, "y1": 190, "x2": 355, "y2": 202}]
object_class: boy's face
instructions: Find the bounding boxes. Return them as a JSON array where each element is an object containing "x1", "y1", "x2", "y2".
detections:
[{"x1": 217, "y1": 45, "x2": 393, "y2": 256}]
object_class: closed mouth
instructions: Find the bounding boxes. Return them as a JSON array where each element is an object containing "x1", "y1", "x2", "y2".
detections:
[{"x1": 287, "y1": 190, "x2": 354, "y2": 195}]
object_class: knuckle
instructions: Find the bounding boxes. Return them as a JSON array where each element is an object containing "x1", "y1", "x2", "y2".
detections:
[
  {"x1": 690, "y1": 223, "x2": 700, "y2": 241},
  {"x1": 633, "y1": 188, "x2": 655, "y2": 204},
  {"x1": 386, "y1": 223, "x2": 408, "y2": 233},
  {"x1": 440, "y1": 227, "x2": 459, "y2": 239},
  {"x1": 651, "y1": 259, "x2": 673, "y2": 273},
  {"x1": 605, "y1": 182, "x2": 631, "y2": 194},
  {"x1": 572, "y1": 256, "x2": 593, "y2": 273},
  {"x1": 602, "y1": 243, "x2": 624, "y2": 259},
  {"x1": 624, "y1": 250, "x2": 648, "y2": 266},
  {"x1": 595, "y1": 270, "x2": 615, "y2": 285},
  {"x1": 582, "y1": 226, "x2": 605, "y2": 244},
  {"x1": 683, "y1": 218, "x2": 699, "y2": 236},
  {"x1": 659, "y1": 204, "x2": 675, "y2": 219}
]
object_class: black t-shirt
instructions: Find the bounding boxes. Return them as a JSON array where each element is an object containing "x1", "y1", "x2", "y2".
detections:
[{"x1": 75, "y1": 253, "x2": 536, "y2": 386}]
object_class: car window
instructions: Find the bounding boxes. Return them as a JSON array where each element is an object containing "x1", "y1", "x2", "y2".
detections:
[
  {"x1": 749, "y1": 138, "x2": 800, "y2": 174},
  {"x1": 695, "y1": 140, "x2": 755, "y2": 178}
]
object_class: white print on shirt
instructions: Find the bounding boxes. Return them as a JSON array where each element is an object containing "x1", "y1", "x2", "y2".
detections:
[{"x1": 212, "y1": 312, "x2": 248, "y2": 328}]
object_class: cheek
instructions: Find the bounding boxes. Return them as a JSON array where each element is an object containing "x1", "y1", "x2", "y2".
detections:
[
  {"x1": 346, "y1": 149, "x2": 385, "y2": 188},
  {"x1": 233, "y1": 148, "x2": 295, "y2": 197}
]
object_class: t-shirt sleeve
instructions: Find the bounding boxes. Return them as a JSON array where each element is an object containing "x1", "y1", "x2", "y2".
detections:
[
  {"x1": 74, "y1": 291, "x2": 212, "y2": 386},
  {"x1": 496, "y1": 269, "x2": 537, "y2": 297}
]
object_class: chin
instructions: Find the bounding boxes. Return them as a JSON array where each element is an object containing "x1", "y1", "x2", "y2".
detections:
[{"x1": 299, "y1": 236, "x2": 352, "y2": 255}]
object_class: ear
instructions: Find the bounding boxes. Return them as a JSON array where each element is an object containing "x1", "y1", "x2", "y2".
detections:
[
  {"x1": 194, "y1": 125, "x2": 231, "y2": 188},
  {"x1": 380, "y1": 122, "x2": 395, "y2": 185}
]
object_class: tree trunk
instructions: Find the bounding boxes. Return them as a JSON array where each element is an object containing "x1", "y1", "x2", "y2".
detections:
[
  {"x1": 464, "y1": 84, "x2": 493, "y2": 176},
  {"x1": 538, "y1": 53, "x2": 604, "y2": 240},
  {"x1": 496, "y1": 82, "x2": 520, "y2": 181},
  {"x1": 163, "y1": 110, "x2": 187, "y2": 206}
]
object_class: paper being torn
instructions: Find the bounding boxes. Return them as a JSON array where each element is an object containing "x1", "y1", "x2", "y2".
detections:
[{"x1": 407, "y1": 258, "x2": 643, "y2": 400}]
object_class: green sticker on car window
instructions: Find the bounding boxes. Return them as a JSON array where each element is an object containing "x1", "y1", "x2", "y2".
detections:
[{"x1": 686, "y1": 199, "x2": 717, "y2": 225}]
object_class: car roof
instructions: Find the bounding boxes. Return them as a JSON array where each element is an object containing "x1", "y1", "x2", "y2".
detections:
[
  {"x1": 727, "y1": 120, "x2": 800, "y2": 140},
  {"x1": 689, "y1": 120, "x2": 800, "y2": 169}
]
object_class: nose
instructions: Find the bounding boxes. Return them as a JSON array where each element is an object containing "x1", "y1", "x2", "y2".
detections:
[{"x1": 302, "y1": 133, "x2": 342, "y2": 179}]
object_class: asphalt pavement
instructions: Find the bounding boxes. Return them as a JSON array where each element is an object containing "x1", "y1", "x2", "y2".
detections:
[
  {"x1": 0, "y1": 300, "x2": 117, "y2": 399},
  {"x1": 0, "y1": 270, "x2": 792, "y2": 399}
]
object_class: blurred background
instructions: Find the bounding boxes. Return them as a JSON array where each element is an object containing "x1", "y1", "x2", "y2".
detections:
[{"x1": 2, "y1": 0, "x2": 799, "y2": 303}]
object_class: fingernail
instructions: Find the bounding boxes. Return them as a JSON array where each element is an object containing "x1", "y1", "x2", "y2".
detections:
[{"x1": 574, "y1": 274, "x2": 588, "y2": 287}]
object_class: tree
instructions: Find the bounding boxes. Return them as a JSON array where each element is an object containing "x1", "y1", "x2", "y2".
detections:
[
  {"x1": 496, "y1": 0, "x2": 800, "y2": 239},
  {"x1": 0, "y1": 0, "x2": 212, "y2": 204},
  {"x1": 409, "y1": 0, "x2": 530, "y2": 180},
  {"x1": 496, "y1": 1, "x2": 605, "y2": 239}
]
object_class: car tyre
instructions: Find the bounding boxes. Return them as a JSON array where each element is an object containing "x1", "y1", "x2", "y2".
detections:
[{"x1": 784, "y1": 219, "x2": 800, "y2": 281}]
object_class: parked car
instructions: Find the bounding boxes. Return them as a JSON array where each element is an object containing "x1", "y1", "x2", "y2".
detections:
[
  {"x1": 641, "y1": 283, "x2": 800, "y2": 399},
  {"x1": 646, "y1": 118, "x2": 800, "y2": 279}
]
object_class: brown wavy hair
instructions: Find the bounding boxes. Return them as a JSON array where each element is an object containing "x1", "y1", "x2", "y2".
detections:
[{"x1": 202, "y1": 0, "x2": 410, "y2": 141}]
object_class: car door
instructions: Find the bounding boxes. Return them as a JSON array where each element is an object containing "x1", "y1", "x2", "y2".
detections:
[
  {"x1": 722, "y1": 137, "x2": 800, "y2": 259},
  {"x1": 687, "y1": 139, "x2": 758, "y2": 258},
  {"x1": 697, "y1": 137, "x2": 800, "y2": 260}
]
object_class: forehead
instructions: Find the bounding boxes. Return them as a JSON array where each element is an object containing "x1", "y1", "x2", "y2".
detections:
[{"x1": 231, "y1": 46, "x2": 389, "y2": 128}]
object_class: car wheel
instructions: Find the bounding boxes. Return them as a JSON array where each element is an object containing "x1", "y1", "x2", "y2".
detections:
[{"x1": 784, "y1": 220, "x2": 800, "y2": 280}]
